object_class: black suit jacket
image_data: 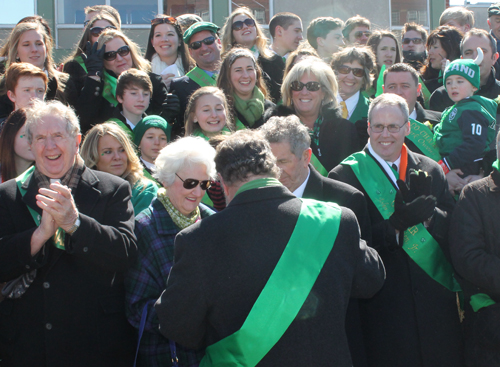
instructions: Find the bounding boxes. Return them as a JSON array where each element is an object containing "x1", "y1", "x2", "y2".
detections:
[
  {"x1": 329, "y1": 148, "x2": 462, "y2": 367},
  {"x1": 155, "y1": 185, "x2": 385, "y2": 367},
  {"x1": 169, "y1": 75, "x2": 201, "y2": 139},
  {"x1": 258, "y1": 53, "x2": 285, "y2": 103},
  {"x1": 0, "y1": 167, "x2": 137, "y2": 367}
]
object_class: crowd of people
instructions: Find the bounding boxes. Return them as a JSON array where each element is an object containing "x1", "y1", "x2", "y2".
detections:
[{"x1": 0, "y1": 3, "x2": 500, "y2": 367}]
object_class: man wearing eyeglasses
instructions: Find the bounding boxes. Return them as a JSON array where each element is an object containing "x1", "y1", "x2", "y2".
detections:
[
  {"x1": 342, "y1": 15, "x2": 371, "y2": 46},
  {"x1": 329, "y1": 94, "x2": 462, "y2": 367},
  {"x1": 401, "y1": 23, "x2": 427, "y2": 71},
  {"x1": 169, "y1": 22, "x2": 222, "y2": 138}
]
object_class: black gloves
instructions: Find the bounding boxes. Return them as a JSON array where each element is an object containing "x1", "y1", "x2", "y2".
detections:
[
  {"x1": 162, "y1": 93, "x2": 180, "y2": 124},
  {"x1": 82, "y1": 41, "x2": 105, "y2": 77}
]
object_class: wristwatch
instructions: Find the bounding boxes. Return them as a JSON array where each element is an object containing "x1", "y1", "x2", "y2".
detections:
[{"x1": 66, "y1": 216, "x2": 81, "y2": 235}]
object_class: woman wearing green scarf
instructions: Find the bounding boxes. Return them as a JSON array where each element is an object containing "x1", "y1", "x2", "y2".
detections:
[{"x1": 217, "y1": 47, "x2": 275, "y2": 130}]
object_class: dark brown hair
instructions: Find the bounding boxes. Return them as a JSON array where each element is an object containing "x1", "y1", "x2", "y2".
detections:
[
  {"x1": 0, "y1": 109, "x2": 29, "y2": 182},
  {"x1": 421, "y1": 26, "x2": 463, "y2": 80},
  {"x1": 116, "y1": 69, "x2": 153, "y2": 98}
]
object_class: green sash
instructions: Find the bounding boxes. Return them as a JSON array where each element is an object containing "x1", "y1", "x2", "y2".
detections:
[
  {"x1": 375, "y1": 64, "x2": 386, "y2": 97},
  {"x1": 108, "y1": 117, "x2": 134, "y2": 141},
  {"x1": 408, "y1": 118, "x2": 441, "y2": 161},
  {"x1": 186, "y1": 66, "x2": 217, "y2": 87},
  {"x1": 201, "y1": 179, "x2": 341, "y2": 367},
  {"x1": 15, "y1": 166, "x2": 66, "y2": 250},
  {"x1": 470, "y1": 293, "x2": 496, "y2": 312},
  {"x1": 349, "y1": 94, "x2": 370, "y2": 123},
  {"x1": 341, "y1": 151, "x2": 461, "y2": 292},
  {"x1": 75, "y1": 56, "x2": 118, "y2": 106},
  {"x1": 419, "y1": 76, "x2": 431, "y2": 109},
  {"x1": 310, "y1": 153, "x2": 328, "y2": 177}
]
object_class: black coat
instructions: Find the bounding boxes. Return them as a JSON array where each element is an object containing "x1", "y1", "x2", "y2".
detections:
[
  {"x1": 329, "y1": 148, "x2": 463, "y2": 367},
  {"x1": 155, "y1": 185, "x2": 385, "y2": 367},
  {"x1": 168, "y1": 75, "x2": 202, "y2": 139},
  {"x1": 258, "y1": 53, "x2": 285, "y2": 103},
  {"x1": 450, "y1": 169, "x2": 500, "y2": 366},
  {"x1": 264, "y1": 103, "x2": 360, "y2": 172},
  {"x1": 0, "y1": 168, "x2": 137, "y2": 367},
  {"x1": 235, "y1": 99, "x2": 275, "y2": 129}
]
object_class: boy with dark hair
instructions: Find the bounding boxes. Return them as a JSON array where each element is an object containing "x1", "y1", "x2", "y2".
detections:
[
  {"x1": 342, "y1": 15, "x2": 371, "y2": 45},
  {"x1": 307, "y1": 17, "x2": 344, "y2": 61},
  {"x1": 269, "y1": 12, "x2": 303, "y2": 58}
]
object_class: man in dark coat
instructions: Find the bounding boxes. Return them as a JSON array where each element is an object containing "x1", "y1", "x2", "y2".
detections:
[
  {"x1": 329, "y1": 94, "x2": 463, "y2": 367},
  {"x1": 449, "y1": 133, "x2": 500, "y2": 367},
  {"x1": 155, "y1": 129, "x2": 385, "y2": 367},
  {"x1": 0, "y1": 100, "x2": 137, "y2": 367}
]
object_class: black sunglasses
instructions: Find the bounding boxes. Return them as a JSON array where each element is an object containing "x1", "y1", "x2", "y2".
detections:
[
  {"x1": 337, "y1": 65, "x2": 364, "y2": 78},
  {"x1": 354, "y1": 31, "x2": 371, "y2": 39},
  {"x1": 90, "y1": 26, "x2": 116, "y2": 37},
  {"x1": 402, "y1": 37, "x2": 423, "y2": 45},
  {"x1": 176, "y1": 173, "x2": 211, "y2": 190},
  {"x1": 151, "y1": 16, "x2": 176, "y2": 25},
  {"x1": 232, "y1": 18, "x2": 256, "y2": 31},
  {"x1": 290, "y1": 81, "x2": 322, "y2": 92},
  {"x1": 103, "y1": 45, "x2": 131, "y2": 61},
  {"x1": 189, "y1": 36, "x2": 216, "y2": 50}
]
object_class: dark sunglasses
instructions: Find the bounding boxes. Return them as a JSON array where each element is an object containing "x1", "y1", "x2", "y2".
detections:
[
  {"x1": 232, "y1": 18, "x2": 256, "y2": 31},
  {"x1": 103, "y1": 45, "x2": 130, "y2": 61},
  {"x1": 402, "y1": 37, "x2": 423, "y2": 45},
  {"x1": 176, "y1": 173, "x2": 211, "y2": 190},
  {"x1": 90, "y1": 26, "x2": 116, "y2": 37},
  {"x1": 151, "y1": 16, "x2": 176, "y2": 25},
  {"x1": 189, "y1": 36, "x2": 216, "y2": 50},
  {"x1": 354, "y1": 31, "x2": 371, "y2": 39},
  {"x1": 337, "y1": 65, "x2": 364, "y2": 78},
  {"x1": 290, "y1": 81, "x2": 322, "y2": 92}
]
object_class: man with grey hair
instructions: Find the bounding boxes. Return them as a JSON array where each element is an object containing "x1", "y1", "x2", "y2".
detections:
[
  {"x1": 0, "y1": 100, "x2": 137, "y2": 366},
  {"x1": 330, "y1": 93, "x2": 462, "y2": 367},
  {"x1": 449, "y1": 130, "x2": 500, "y2": 367},
  {"x1": 155, "y1": 129, "x2": 385, "y2": 366}
]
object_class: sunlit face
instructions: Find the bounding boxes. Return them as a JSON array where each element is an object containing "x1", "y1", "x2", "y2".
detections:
[
  {"x1": 17, "y1": 30, "x2": 47, "y2": 69},
  {"x1": 188, "y1": 30, "x2": 222, "y2": 70},
  {"x1": 383, "y1": 71, "x2": 421, "y2": 112},
  {"x1": 7, "y1": 76, "x2": 46, "y2": 110},
  {"x1": 321, "y1": 28, "x2": 344, "y2": 56},
  {"x1": 291, "y1": 73, "x2": 325, "y2": 118},
  {"x1": 488, "y1": 15, "x2": 500, "y2": 40},
  {"x1": 166, "y1": 163, "x2": 210, "y2": 216},
  {"x1": 270, "y1": 141, "x2": 309, "y2": 192},
  {"x1": 117, "y1": 87, "x2": 150, "y2": 117},
  {"x1": 445, "y1": 75, "x2": 476, "y2": 102},
  {"x1": 14, "y1": 124, "x2": 35, "y2": 163},
  {"x1": 90, "y1": 19, "x2": 114, "y2": 44},
  {"x1": 402, "y1": 30, "x2": 425, "y2": 52},
  {"x1": 348, "y1": 26, "x2": 370, "y2": 45},
  {"x1": 444, "y1": 19, "x2": 469, "y2": 34},
  {"x1": 280, "y1": 20, "x2": 303, "y2": 53},
  {"x1": 368, "y1": 105, "x2": 410, "y2": 162},
  {"x1": 427, "y1": 39, "x2": 447, "y2": 70},
  {"x1": 377, "y1": 36, "x2": 397, "y2": 68},
  {"x1": 151, "y1": 23, "x2": 179, "y2": 61},
  {"x1": 230, "y1": 57, "x2": 256, "y2": 100},
  {"x1": 30, "y1": 115, "x2": 81, "y2": 179},
  {"x1": 193, "y1": 94, "x2": 227, "y2": 135},
  {"x1": 103, "y1": 37, "x2": 133, "y2": 76},
  {"x1": 95, "y1": 134, "x2": 128, "y2": 177},
  {"x1": 337, "y1": 60, "x2": 364, "y2": 99},
  {"x1": 462, "y1": 35, "x2": 499, "y2": 80},
  {"x1": 232, "y1": 14, "x2": 257, "y2": 48},
  {"x1": 138, "y1": 127, "x2": 168, "y2": 164}
]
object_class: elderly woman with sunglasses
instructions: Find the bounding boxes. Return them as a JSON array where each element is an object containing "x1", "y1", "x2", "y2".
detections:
[
  {"x1": 69, "y1": 29, "x2": 168, "y2": 134},
  {"x1": 144, "y1": 15, "x2": 194, "y2": 90},
  {"x1": 265, "y1": 58, "x2": 359, "y2": 173},
  {"x1": 125, "y1": 136, "x2": 216, "y2": 367},
  {"x1": 220, "y1": 7, "x2": 285, "y2": 103}
]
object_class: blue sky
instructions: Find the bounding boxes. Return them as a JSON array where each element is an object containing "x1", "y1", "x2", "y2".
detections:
[{"x1": 2, "y1": 1, "x2": 36, "y2": 24}]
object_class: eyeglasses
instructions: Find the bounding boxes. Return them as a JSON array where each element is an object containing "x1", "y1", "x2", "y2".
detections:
[
  {"x1": 232, "y1": 18, "x2": 256, "y2": 31},
  {"x1": 189, "y1": 36, "x2": 216, "y2": 50},
  {"x1": 151, "y1": 16, "x2": 176, "y2": 25},
  {"x1": 176, "y1": 173, "x2": 211, "y2": 190},
  {"x1": 354, "y1": 31, "x2": 371, "y2": 39},
  {"x1": 369, "y1": 123, "x2": 408, "y2": 133},
  {"x1": 290, "y1": 81, "x2": 322, "y2": 92},
  {"x1": 337, "y1": 65, "x2": 365, "y2": 78},
  {"x1": 103, "y1": 45, "x2": 130, "y2": 61},
  {"x1": 90, "y1": 26, "x2": 116, "y2": 37},
  {"x1": 402, "y1": 37, "x2": 423, "y2": 45}
]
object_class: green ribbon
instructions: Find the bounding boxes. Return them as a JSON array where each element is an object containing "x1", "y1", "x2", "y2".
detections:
[
  {"x1": 470, "y1": 293, "x2": 496, "y2": 312},
  {"x1": 75, "y1": 56, "x2": 118, "y2": 106},
  {"x1": 235, "y1": 177, "x2": 282, "y2": 197},
  {"x1": 419, "y1": 76, "x2": 431, "y2": 109},
  {"x1": 200, "y1": 198, "x2": 342, "y2": 367},
  {"x1": 310, "y1": 153, "x2": 328, "y2": 177},
  {"x1": 408, "y1": 118, "x2": 441, "y2": 161},
  {"x1": 341, "y1": 151, "x2": 461, "y2": 292},
  {"x1": 108, "y1": 117, "x2": 134, "y2": 141},
  {"x1": 375, "y1": 64, "x2": 386, "y2": 97},
  {"x1": 186, "y1": 66, "x2": 217, "y2": 87}
]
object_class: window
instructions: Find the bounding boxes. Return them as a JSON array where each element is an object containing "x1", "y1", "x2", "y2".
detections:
[
  {"x1": 391, "y1": 0, "x2": 429, "y2": 27},
  {"x1": 163, "y1": 0, "x2": 210, "y2": 20},
  {"x1": 1, "y1": 0, "x2": 36, "y2": 25},
  {"x1": 231, "y1": 0, "x2": 271, "y2": 25}
]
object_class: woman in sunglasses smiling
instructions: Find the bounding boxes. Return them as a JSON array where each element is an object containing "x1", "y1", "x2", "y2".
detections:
[
  {"x1": 265, "y1": 58, "x2": 359, "y2": 173},
  {"x1": 125, "y1": 136, "x2": 216, "y2": 367},
  {"x1": 221, "y1": 7, "x2": 286, "y2": 103},
  {"x1": 70, "y1": 28, "x2": 168, "y2": 134}
]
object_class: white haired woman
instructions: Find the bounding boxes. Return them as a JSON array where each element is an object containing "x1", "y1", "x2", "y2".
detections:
[
  {"x1": 264, "y1": 58, "x2": 360, "y2": 174},
  {"x1": 125, "y1": 136, "x2": 216, "y2": 366}
]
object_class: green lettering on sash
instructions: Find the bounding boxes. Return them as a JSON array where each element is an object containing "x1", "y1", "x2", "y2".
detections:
[
  {"x1": 186, "y1": 67, "x2": 217, "y2": 87},
  {"x1": 341, "y1": 151, "x2": 460, "y2": 292},
  {"x1": 408, "y1": 118, "x2": 441, "y2": 161}
]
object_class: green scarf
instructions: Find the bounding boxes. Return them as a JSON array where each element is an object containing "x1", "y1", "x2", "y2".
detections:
[
  {"x1": 235, "y1": 177, "x2": 282, "y2": 196},
  {"x1": 192, "y1": 126, "x2": 232, "y2": 141},
  {"x1": 157, "y1": 188, "x2": 200, "y2": 229},
  {"x1": 233, "y1": 87, "x2": 265, "y2": 127}
]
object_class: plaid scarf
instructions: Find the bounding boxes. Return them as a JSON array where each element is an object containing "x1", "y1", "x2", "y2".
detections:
[{"x1": 33, "y1": 155, "x2": 85, "y2": 190}]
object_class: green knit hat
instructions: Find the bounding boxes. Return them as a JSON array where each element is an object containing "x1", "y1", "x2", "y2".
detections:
[
  {"x1": 183, "y1": 22, "x2": 219, "y2": 44},
  {"x1": 443, "y1": 58, "x2": 480, "y2": 89},
  {"x1": 133, "y1": 115, "x2": 171, "y2": 146}
]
